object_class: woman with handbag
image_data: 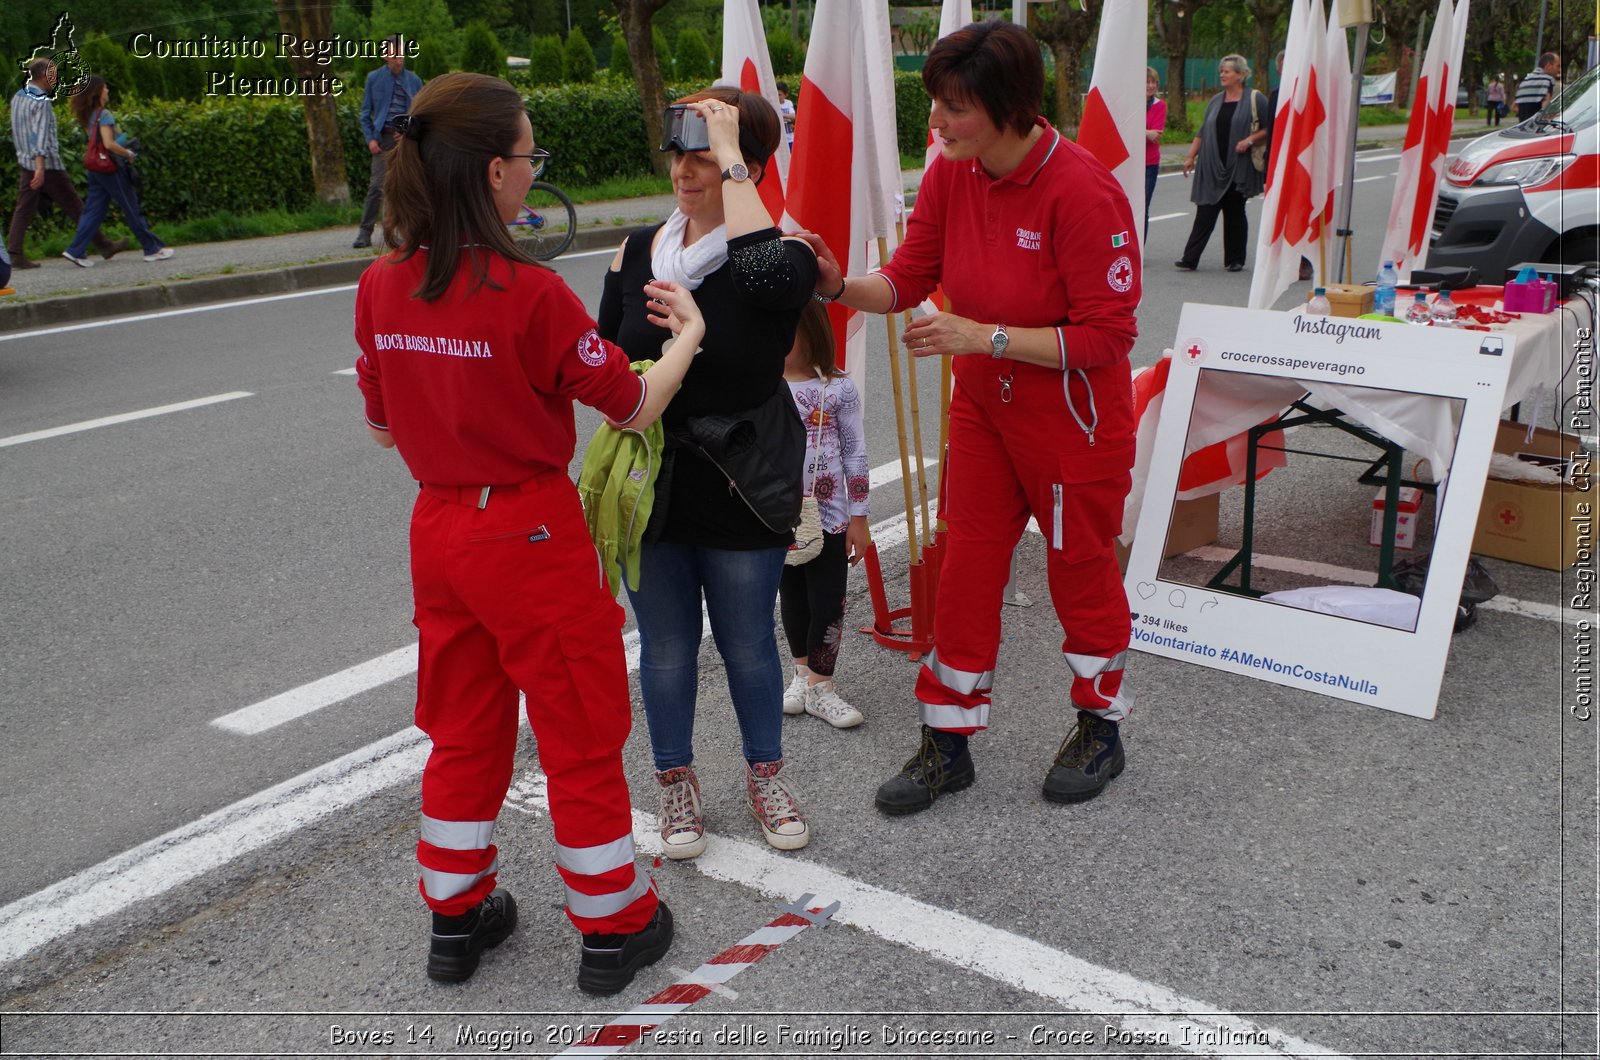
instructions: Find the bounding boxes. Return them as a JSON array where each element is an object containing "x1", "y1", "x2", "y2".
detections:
[
  {"x1": 597, "y1": 86, "x2": 819, "y2": 859},
  {"x1": 778, "y1": 300, "x2": 870, "y2": 730},
  {"x1": 62, "y1": 77, "x2": 172, "y2": 267},
  {"x1": 1173, "y1": 54, "x2": 1268, "y2": 273}
]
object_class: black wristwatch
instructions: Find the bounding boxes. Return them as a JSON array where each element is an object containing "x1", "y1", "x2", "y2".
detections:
[{"x1": 814, "y1": 276, "x2": 847, "y2": 303}]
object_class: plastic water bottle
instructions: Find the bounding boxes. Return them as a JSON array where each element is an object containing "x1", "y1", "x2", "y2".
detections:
[
  {"x1": 1375, "y1": 260, "x2": 1398, "y2": 316},
  {"x1": 1404, "y1": 292, "x2": 1432, "y2": 325},
  {"x1": 1430, "y1": 289, "x2": 1458, "y2": 326},
  {"x1": 1307, "y1": 287, "x2": 1332, "y2": 315}
]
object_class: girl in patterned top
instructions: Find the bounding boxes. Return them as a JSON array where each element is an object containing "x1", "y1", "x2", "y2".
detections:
[{"x1": 778, "y1": 301, "x2": 872, "y2": 729}]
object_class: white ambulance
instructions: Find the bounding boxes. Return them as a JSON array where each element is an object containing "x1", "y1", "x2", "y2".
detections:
[{"x1": 1429, "y1": 64, "x2": 1598, "y2": 276}]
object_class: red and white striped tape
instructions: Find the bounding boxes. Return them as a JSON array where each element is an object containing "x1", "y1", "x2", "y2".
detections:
[{"x1": 553, "y1": 897, "x2": 837, "y2": 1057}]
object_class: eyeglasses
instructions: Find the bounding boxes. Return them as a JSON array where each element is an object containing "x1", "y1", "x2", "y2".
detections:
[{"x1": 505, "y1": 149, "x2": 550, "y2": 178}]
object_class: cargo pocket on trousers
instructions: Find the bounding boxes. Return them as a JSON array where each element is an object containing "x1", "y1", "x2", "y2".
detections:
[
  {"x1": 554, "y1": 602, "x2": 632, "y2": 751},
  {"x1": 1048, "y1": 464, "x2": 1131, "y2": 564}
]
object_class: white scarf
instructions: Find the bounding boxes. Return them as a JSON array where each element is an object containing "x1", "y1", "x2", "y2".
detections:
[{"x1": 650, "y1": 209, "x2": 728, "y2": 291}]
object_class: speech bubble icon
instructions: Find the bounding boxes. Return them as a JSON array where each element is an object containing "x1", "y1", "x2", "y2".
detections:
[{"x1": 1169, "y1": 588, "x2": 1187, "y2": 608}]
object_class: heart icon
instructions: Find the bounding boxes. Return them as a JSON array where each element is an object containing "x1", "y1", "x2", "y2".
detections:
[{"x1": 1136, "y1": 582, "x2": 1156, "y2": 599}]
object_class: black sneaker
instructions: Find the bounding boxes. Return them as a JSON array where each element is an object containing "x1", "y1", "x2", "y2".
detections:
[
  {"x1": 1173, "y1": 259, "x2": 1196, "y2": 271},
  {"x1": 352, "y1": 229, "x2": 373, "y2": 249},
  {"x1": 874, "y1": 724, "x2": 976, "y2": 816},
  {"x1": 1041, "y1": 710, "x2": 1125, "y2": 803},
  {"x1": 578, "y1": 900, "x2": 674, "y2": 996},
  {"x1": 426, "y1": 888, "x2": 518, "y2": 983}
]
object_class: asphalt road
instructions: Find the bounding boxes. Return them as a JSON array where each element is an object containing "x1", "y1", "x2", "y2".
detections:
[{"x1": 0, "y1": 152, "x2": 1594, "y2": 1059}]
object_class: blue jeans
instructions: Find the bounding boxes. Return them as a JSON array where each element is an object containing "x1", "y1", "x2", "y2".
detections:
[
  {"x1": 1144, "y1": 163, "x2": 1159, "y2": 240},
  {"x1": 627, "y1": 542, "x2": 788, "y2": 771},
  {"x1": 68, "y1": 168, "x2": 162, "y2": 258}
]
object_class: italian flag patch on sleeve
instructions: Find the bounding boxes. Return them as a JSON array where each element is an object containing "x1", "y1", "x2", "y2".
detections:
[{"x1": 1111, "y1": 231, "x2": 1129, "y2": 248}]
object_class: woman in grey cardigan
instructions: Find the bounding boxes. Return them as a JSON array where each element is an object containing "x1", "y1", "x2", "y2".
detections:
[{"x1": 1174, "y1": 54, "x2": 1270, "y2": 273}]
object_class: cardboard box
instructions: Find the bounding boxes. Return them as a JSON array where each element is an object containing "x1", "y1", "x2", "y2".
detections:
[
  {"x1": 1472, "y1": 420, "x2": 1592, "y2": 570},
  {"x1": 1116, "y1": 492, "x2": 1220, "y2": 572},
  {"x1": 1307, "y1": 283, "x2": 1375, "y2": 318},
  {"x1": 1370, "y1": 486, "x2": 1424, "y2": 550}
]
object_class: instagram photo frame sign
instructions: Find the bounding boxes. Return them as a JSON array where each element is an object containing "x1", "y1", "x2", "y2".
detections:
[{"x1": 1125, "y1": 304, "x2": 1512, "y2": 719}]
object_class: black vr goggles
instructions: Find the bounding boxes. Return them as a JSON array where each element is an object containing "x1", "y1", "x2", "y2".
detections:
[
  {"x1": 660, "y1": 104, "x2": 710, "y2": 152},
  {"x1": 659, "y1": 103, "x2": 767, "y2": 172}
]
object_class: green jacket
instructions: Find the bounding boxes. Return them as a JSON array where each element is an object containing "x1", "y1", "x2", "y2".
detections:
[{"x1": 577, "y1": 360, "x2": 661, "y2": 596}]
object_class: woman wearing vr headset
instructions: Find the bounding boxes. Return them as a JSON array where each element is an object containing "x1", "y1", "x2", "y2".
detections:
[
  {"x1": 354, "y1": 72, "x2": 705, "y2": 994},
  {"x1": 798, "y1": 20, "x2": 1141, "y2": 817},
  {"x1": 598, "y1": 85, "x2": 820, "y2": 861}
]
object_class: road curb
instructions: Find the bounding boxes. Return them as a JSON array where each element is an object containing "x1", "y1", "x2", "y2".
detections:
[{"x1": 0, "y1": 223, "x2": 652, "y2": 334}]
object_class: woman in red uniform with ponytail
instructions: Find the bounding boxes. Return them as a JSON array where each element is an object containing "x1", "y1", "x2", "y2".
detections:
[
  {"x1": 354, "y1": 73, "x2": 704, "y2": 994},
  {"x1": 799, "y1": 20, "x2": 1142, "y2": 816}
]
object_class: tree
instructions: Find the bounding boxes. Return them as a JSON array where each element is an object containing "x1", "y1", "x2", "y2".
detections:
[
  {"x1": 529, "y1": 34, "x2": 566, "y2": 83},
  {"x1": 274, "y1": 0, "x2": 350, "y2": 204},
  {"x1": 612, "y1": 0, "x2": 674, "y2": 177},
  {"x1": 675, "y1": 26, "x2": 714, "y2": 81},
  {"x1": 609, "y1": 31, "x2": 634, "y2": 78},
  {"x1": 1241, "y1": 0, "x2": 1290, "y2": 97},
  {"x1": 900, "y1": 10, "x2": 938, "y2": 56},
  {"x1": 459, "y1": 20, "x2": 507, "y2": 75},
  {"x1": 1029, "y1": 0, "x2": 1101, "y2": 135},
  {"x1": 565, "y1": 27, "x2": 598, "y2": 82},
  {"x1": 413, "y1": 36, "x2": 452, "y2": 79},
  {"x1": 1154, "y1": 0, "x2": 1211, "y2": 134}
]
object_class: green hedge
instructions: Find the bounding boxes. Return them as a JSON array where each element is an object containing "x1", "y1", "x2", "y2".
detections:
[
  {"x1": 0, "y1": 95, "x2": 372, "y2": 243},
  {"x1": 0, "y1": 72, "x2": 948, "y2": 242}
]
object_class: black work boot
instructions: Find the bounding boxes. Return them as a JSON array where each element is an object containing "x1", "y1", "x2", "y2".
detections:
[
  {"x1": 578, "y1": 900, "x2": 674, "y2": 996},
  {"x1": 1042, "y1": 710, "x2": 1125, "y2": 803},
  {"x1": 351, "y1": 228, "x2": 373, "y2": 249},
  {"x1": 874, "y1": 725, "x2": 976, "y2": 816},
  {"x1": 426, "y1": 888, "x2": 518, "y2": 983}
]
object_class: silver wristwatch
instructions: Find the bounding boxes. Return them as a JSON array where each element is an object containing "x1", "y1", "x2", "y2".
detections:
[{"x1": 989, "y1": 324, "x2": 1009, "y2": 359}]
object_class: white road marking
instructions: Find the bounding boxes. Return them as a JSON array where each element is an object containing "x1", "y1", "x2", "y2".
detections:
[
  {"x1": 1147, "y1": 211, "x2": 1188, "y2": 221},
  {"x1": 0, "y1": 391, "x2": 253, "y2": 448},
  {"x1": 0, "y1": 728, "x2": 430, "y2": 967},
  {"x1": 0, "y1": 286, "x2": 357, "y2": 343},
  {"x1": 628, "y1": 807, "x2": 1345, "y2": 1059},
  {"x1": 1357, "y1": 152, "x2": 1401, "y2": 163},
  {"x1": 11, "y1": 727, "x2": 1348, "y2": 1055},
  {"x1": 332, "y1": 367, "x2": 356, "y2": 376},
  {"x1": 1354, "y1": 174, "x2": 1394, "y2": 183},
  {"x1": 212, "y1": 644, "x2": 419, "y2": 734}
]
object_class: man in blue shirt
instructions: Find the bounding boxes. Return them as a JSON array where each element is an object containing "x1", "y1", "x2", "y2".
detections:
[
  {"x1": 7, "y1": 58, "x2": 127, "y2": 268},
  {"x1": 354, "y1": 35, "x2": 423, "y2": 249}
]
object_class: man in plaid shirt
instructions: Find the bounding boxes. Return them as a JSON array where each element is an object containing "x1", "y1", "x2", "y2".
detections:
[{"x1": 7, "y1": 57, "x2": 127, "y2": 269}]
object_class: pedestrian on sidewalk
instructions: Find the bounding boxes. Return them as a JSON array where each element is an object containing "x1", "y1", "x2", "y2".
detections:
[
  {"x1": 1514, "y1": 53, "x2": 1561, "y2": 123},
  {"x1": 798, "y1": 19, "x2": 1141, "y2": 818},
  {"x1": 1486, "y1": 77, "x2": 1506, "y2": 125},
  {"x1": 598, "y1": 86, "x2": 818, "y2": 861},
  {"x1": 353, "y1": 35, "x2": 422, "y2": 249},
  {"x1": 61, "y1": 77, "x2": 172, "y2": 267},
  {"x1": 1175, "y1": 54, "x2": 1269, "y2": 273},
  {"x1": 1144, "y1": 67, "x2": 1165, "y2": 241},
  {"x1": 7, "y1": 58, "x2": 129, "y2": 269},
  {"x1": 778, "y1": 300, "x2": 870, "y2": 732},
  {"x1": 354, "y1": 72, "x2": 700, "y2": 994}
]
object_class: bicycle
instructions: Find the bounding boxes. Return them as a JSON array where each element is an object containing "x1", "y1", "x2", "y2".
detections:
[{"x1": 508, "y1": 159, "x2": 577, "y2": 261}]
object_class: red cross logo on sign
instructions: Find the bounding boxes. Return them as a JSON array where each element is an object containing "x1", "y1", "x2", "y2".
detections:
[
  {"x1": 1495, "y1": 502, "x2": 1522, "y2": 531},
  {"x1": 1181, "y1": 339, "x2": 1208, "y2": 366}
]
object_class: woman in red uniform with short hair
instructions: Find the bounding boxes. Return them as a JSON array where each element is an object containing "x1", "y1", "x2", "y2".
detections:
[
  {"x1": 353, "y1": 72, "x2": 704, "y2": 995},
  {"x1": 799, "y1": 20, "x2": 1141, "y2": 816}
]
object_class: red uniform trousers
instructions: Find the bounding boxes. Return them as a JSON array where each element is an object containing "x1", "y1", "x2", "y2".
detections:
[
  {"x1": 410, "y1": 469, "x2": 657, "y2": 936},
  {"x1": 915, "y1": 363, "x2": 1134, "y2": 734}
]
